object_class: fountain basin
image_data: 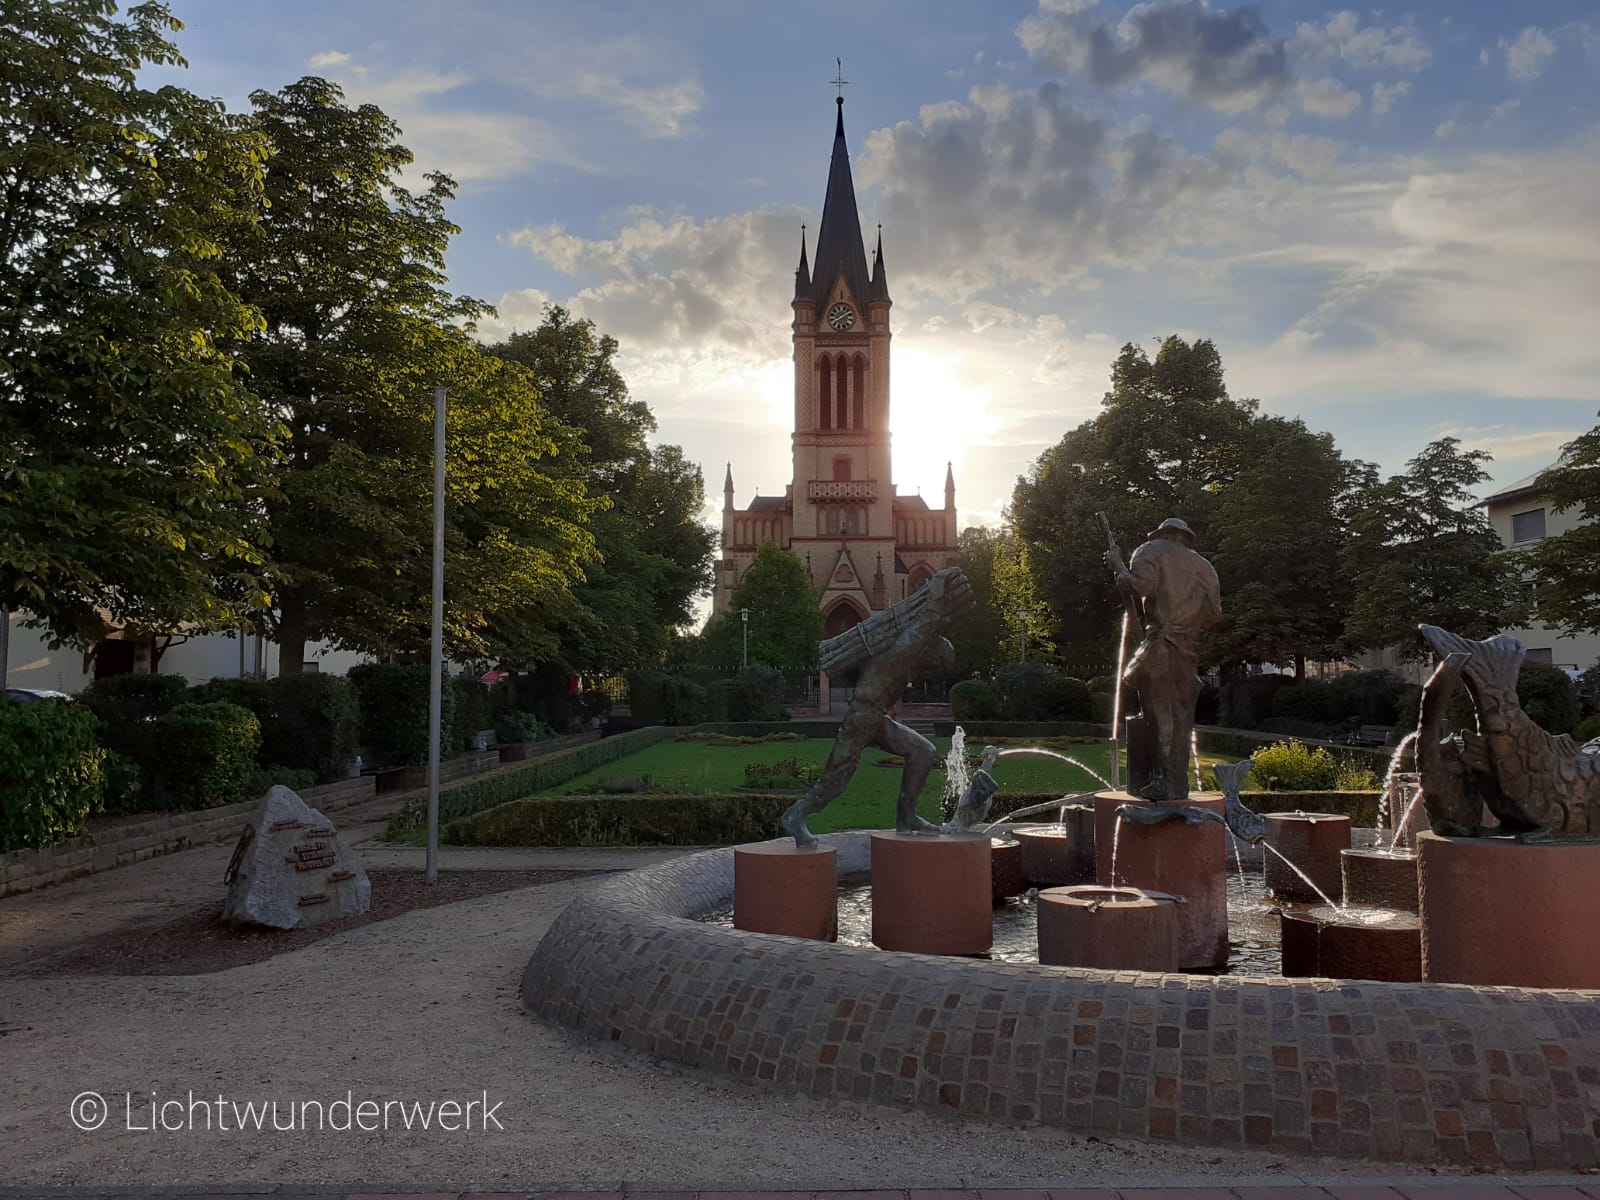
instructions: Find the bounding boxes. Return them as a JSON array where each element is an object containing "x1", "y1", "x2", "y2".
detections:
[
  {"x1": 1094, "y1": 791, "x2": 1228, "y2": 970},
  {"x1": 1341, "y1": 847, "x2": 1418, "y2": 912},
  {"x1": 1263, "y1": 812, "x2": 1350, "y2": 904},
  {"x1": 1418, "y1": 831, "x2": 1600, "y2": 988},
  {"x1": 1279, "y1": 904, "x2": 1421, "y2": 982},
  {"x1": 1037, "y1": 885, "x2": 1179, "y2": 971},
  {"x1": 733, "y1": 841, "x2": 837, "y2": 941},
  {"x1": 1013, "y1": 809, "x2": 1095, "y2": 886},
  {"x1": 870, "y1": 831, "x2": 991, "y2": 955},
  {"x1": 990, "y1": 837, "x2": 1026, "y2": 901}
]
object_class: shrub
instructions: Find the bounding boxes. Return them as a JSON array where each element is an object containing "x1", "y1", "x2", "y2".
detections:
[
  {"x1": 195, "y1": 675, "x2": 361, "y2": 783},
  {"x1": 444, "y1": 791, "x2": 792, "y2": 848},
  {"x1": 1249, "y1": 740, "x2": 1340, "y2": 791},
  {"x1": 992, "y1": 662, "x2": 1089, "y2": 721},
  {"x1": 386, "y1": 725, "x2": 671, "y2": 834},
  {"x1": 742, "y1": 758, "x2": 819, "y2": 789},
  {"x1": 1056, "y1": 676, "x2": 1092, "y2": 721},
  {"x1": 449, "y1": 677, "x2": 492, "y2": 752},
  {"x1": 1086, "y1": 675, "x2": 1115, "y2": 695},
  {"x1": 1218, "y1": 674, "x2": 1295, "y2": 730},
  {"x1": 950, "y1": 679, "x2": 999, "y2": 721},
  {"x1": 348, "y1": 663, "x2": 458, "y2": 768},
  {"x1": 101, "y1": 752, "x2": 143, "y2": 815},
  {"x1": 626, "y1": 671, "x2": 706, "y2": 725},
  {"x1": 79, "y1": 673, "x2": 191, "y2": 763},
  {"x1": 496, "y1": 709, "x2": 554, "y2": 744},
  {"x1": 0, "y1": 698, "x2": 107, "y2": 851},
  {"x1": 1576, "y1": 714, "x2": 1600, "y2": 744},
  {"x1": 1518, "y1": 662, "x2": 1580, "y2": 735},
  {"x1": 148, "y1": 702, "x2": 261, "y2": 811}
]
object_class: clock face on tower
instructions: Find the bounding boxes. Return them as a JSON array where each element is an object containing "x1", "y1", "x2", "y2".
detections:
[{"x1": 827, "y1": 303, "x2": 855, "y2": 332}]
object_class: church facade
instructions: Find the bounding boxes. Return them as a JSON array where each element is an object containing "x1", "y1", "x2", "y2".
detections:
[{"x1": 714, "y1": 97, "x2": 959, "y2": 638}]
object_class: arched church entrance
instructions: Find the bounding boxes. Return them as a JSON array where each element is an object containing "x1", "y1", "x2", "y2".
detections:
[{"x1": 823, "y1": 599, "x2": 867, "y2": 640}]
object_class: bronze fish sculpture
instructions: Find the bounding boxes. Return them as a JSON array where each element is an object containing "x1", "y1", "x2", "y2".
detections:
[
  {"x1": 1213, "y1": 759, "x2": 1266, "y2": 845},
  {"x1": 1417, "y1": 625, "x2": 1596, "y2": 838}
]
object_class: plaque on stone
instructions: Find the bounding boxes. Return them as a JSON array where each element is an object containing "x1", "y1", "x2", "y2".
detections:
[{"x1": 222, "y1": 786, "x2": 372, "y2": 929}]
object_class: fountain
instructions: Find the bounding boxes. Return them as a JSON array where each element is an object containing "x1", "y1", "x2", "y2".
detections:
[{"x1": 519, "y1": 526, "x2": 1600, "y2": 1171}]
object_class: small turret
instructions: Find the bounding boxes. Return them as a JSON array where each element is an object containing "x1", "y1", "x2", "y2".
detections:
[
  {"x1": 869, "y1": 224, "x2": 891, "y2": 305},
  {"x1": 793, "y1": 225, "x2": 811, "y2": 303},
  {"x1": 944, "y1": 461, "x2": 956, "y2": 506},
  {"x1": 723, "y1": 463, "x2": 734, "y2": 512}
]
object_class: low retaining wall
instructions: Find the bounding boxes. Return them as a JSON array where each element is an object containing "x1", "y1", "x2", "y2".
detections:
[
  {"x1": 523, "y1": 832, "x2": 1600, "y2": 1170},
  {"x1": 0, "y1": 775, "x2": 375, "y2": 898}
]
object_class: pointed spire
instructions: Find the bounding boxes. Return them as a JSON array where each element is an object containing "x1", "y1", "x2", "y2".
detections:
[
  {"x1": 793, "y1": 224, "x2": 810, "y2": 303},
  {"x1": 869, "y1": 223, "x2": 892, "y2": 304},
  {"x1": 808, "y1": 97, "x2": 871, "y2": 308},
  {"x1": 944, "y1": 460, "x2": 956, "y2": 505},
  {"x1": 723, "y1": 463, "x2": 734, "y2": 511}
]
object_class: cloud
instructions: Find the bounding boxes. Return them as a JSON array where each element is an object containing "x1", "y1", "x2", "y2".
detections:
[
  {"x1": 1371, "y1": 80, "x2": 1411, "y2": 116},
  {"x1": 563, "y1": 71, "x2": 704, "y2": 139},
  {"x1": 858, "y1": 82, "x2": 1232, "y2": 300},
  {"x1": 504, "y1": 208, "x2": 808, "y2": 358},
  {"x1": 1018, "y1": 0, "x2": 1292, "y2": 113},
  {"x1": 306, "y1": 50, "x2": 352, "y2": 69},
  {"x1": 1440, "y1": 426, "x2": 1583, "y2": 466},
  {"x1": 1289, "y1": 12, "x2": 1431, "y2": 72},
  {"x1": 1297, "y1": 77, "x2": 1362, "y2": 119},
  {"x1": 1501, "y1": 27, "x2": 1557, "y2": 80}
]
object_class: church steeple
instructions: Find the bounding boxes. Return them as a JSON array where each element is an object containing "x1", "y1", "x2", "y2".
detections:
[
  {"x1": 793, "y1": 225, "x2": 810, "y2": 303},
  {"x1": 807, "y1": 97, "x2": 871, "y2": 308},
  {"x1": 723, "y1": 463, "x2": 734, "y2": 512},
  {"x1": 869, "y1": 223, "x2": 891, "y2": 305}
]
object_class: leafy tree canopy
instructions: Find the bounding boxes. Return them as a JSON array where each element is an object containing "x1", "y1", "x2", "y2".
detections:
[
  {"x1": 1341, "y1": 437, "x2": 1524, "y2": 657},
  {"x1": 699, "y1": 541, "x2": 823, "y2": 670},
  {"x1": 1526, "y1": 419, "x2": 1600, "y2": 644},
  {"x1": 0, "y1": 0, "x2": 282, "y2": 644}
]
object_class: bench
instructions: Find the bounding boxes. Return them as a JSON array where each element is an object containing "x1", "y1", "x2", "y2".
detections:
[{"x1": 1348, "y1": 724, "x2": 1395, "y2": 747}]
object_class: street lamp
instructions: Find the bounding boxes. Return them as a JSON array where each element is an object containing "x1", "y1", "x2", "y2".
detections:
[
  {"x1": 739, "y1": 607, "x2": 751, "y2": 669},
  {"x1": 1017, "y1": 609, "x2": 1028, "y2": 662}
]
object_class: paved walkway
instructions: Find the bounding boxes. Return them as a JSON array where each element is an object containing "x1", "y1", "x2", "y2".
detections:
[{"x1": 7, "y1": 1186, "x2": 1600, "y2": 1198}]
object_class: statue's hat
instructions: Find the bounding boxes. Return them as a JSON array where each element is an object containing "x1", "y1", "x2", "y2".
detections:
[{"x1": 1147, "y1": 517, "x2": 1196, "y2": 545}]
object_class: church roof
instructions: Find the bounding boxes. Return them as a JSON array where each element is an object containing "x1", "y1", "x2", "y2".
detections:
[
  {"x1": 806, "y1": 99, "x2": 872, "y2": 309},
  {"x1": 894, "y1": 493, "x2": 931, "y2": 511},
  {"x1": 747, "y1": 495, "x2": 787, "y2": 512}
]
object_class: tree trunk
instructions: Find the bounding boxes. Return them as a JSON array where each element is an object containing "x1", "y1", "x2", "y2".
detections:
[
  {"x1": 275, "y1": 596, "x2": 308, "y2": 677},
  {"x1": 1294, "y1": 654, "x2": 1306, "y2": 681}
]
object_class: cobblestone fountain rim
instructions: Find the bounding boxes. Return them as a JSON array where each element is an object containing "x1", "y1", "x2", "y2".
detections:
[{"x1": 520, "y1": 832, "x2": 1600, "y2": 1171}]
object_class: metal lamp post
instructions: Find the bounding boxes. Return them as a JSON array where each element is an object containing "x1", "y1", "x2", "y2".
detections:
[
  {"x1": 425, "y1": 386, "x2": 446, "y2": 884},
  {"x1": 739, "y1": 607, "x2": 751, "y2": 669}
]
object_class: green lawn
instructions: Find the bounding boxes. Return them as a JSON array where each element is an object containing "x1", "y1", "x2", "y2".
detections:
[{"x1": 542, "y1": 736, "x2": 1227, "y2": 835}]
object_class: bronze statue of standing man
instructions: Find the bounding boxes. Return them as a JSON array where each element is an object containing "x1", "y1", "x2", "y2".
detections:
[{"x1": 1104, "y1": 518, "x2": 1221, "y2": 801}]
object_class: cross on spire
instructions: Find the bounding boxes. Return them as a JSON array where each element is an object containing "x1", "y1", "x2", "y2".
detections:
[{"x1": 830, "y1": 58, "x2": 849, "y2": 101}]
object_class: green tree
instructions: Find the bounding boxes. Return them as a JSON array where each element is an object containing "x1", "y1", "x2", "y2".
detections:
[
  {"x1": 0, "y1": 0, "x2": 281, "y2": 645},
  {"x1": 1208, "y1": 416, "x2": 1362, "y2": 676},
  {"x1": 217, "y1": 79, "x2": 597, "y2": 669},
  {"x1": 488, "y1": 308, "x2": 714, "y2": 674},
  {"x1": 1342, "y1": 438, "x2": 1523, "y2": 657},
  {"x1": 700, "y1": 542, "x2": 823, "y2": 669},
  {"x1": 1526, "y1": 421, "x2": 1600, "y2": 641},
  {"x1": 1010, "y1": 337, "x2": 1254, "y2": 663}
]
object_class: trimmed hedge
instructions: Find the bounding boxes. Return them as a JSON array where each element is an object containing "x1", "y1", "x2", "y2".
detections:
[
  {"x1": 934, "y1": 720, "x2": 1110, "y2": 739},
  {"x1": 148, "y1": 701, "x2": 262, "y2": 811},
  {"x1": 79, "y1": 673, "x2": 190, "y2": 765},
  {"x1": 445, "y1": 791, "x2": 790, "y2": 848},
  {"x1": 1195, "y1": 727, "x2": 1390, "y2": 770},
  {"x1": 193, "y1": 674, "x2": 361, "y2": 783},
  {"x1": 386, "y1": 725, "x2": 670, "y2": 835},
  {"x1": 349, "y1": 663, "x2": 458, "y2": 768},
  {"x1": 989, "y1": 789, "x2": 1384, "y2": 828},
  {"x1": 692, "y1": 721, "x2": 839, "y2": 739},
  {"x1": 0, "y1": 698, "x2": 107, "y2": 852},
  {"x1": 950, "y1": 679, "x2": 1000, "y2": 721}
]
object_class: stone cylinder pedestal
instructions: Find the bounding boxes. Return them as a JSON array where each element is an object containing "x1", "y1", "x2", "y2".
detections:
[
  {"x1": 1094, "y1": 791, "x2": 1228, "y2": 970},
  {"x1": 1263, "y1": 812, "x2": 1351, "y2": 904},
  {"x1": 1037, "y1": 886, "x2": 1180, "y2": 971},
  {"x1": 1418, "y1": 832, "x2": 1600, "y2": 988},
  {"x1": 991, "y1": 838, "x2": 1026, "y2": 902},
  {"x1": 870, "y1": 832, "x2": 992, "y2": 955},
  {"x1": 1015, "y1": 807, "x2": 1095, "y2": 888},
  {"x1": 733, "y1": 842, "x2": 837, "y2": 941},
  {"x1": 1341, "y1": 848, "x2": 1418, "y2": 912},
  {"x1": 1280, "y1": 906, "x2": 1421, "y2": 982}
]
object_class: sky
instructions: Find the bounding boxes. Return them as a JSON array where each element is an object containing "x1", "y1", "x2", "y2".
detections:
[{"x1": 156, "y1": 0, "x2": 1598, "y2": 530}]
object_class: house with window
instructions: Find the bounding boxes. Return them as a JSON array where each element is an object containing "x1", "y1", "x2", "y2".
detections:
[{"x1": 1482, "y1": 465, "x2": 1598, "y2": 673}]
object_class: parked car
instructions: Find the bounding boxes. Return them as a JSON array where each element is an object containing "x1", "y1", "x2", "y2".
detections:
[{"x1": 3, "y1": 688, "x2": 72, "y2": 701}]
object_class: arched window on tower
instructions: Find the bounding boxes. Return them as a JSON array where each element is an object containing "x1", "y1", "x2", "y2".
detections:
[
  {"x1": 825, "y1": 508, "x2": 840, "y2": 536},
  {"x1": 835, "y1": 356, "x2": 849, "y2": 431},
  {"x1": 852, "y1": 355, "x2": 865, "y2": 429},
  {"x1": 818, "y1": 355, "x2": 832, "y2": 430}
]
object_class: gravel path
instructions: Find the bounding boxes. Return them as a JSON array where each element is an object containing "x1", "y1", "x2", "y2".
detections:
[{"x1": 0, "y1": 865, "x2": 1521, "y2": 1193}]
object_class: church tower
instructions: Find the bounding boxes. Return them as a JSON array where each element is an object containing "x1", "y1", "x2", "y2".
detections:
[{"x1": 715, "y1": 94, "x2": 959, "y2": 637}]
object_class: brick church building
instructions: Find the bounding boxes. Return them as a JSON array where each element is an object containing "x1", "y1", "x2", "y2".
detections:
[{"x1": 714, "y1": 97, "x2": 959, "y2": 638}]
